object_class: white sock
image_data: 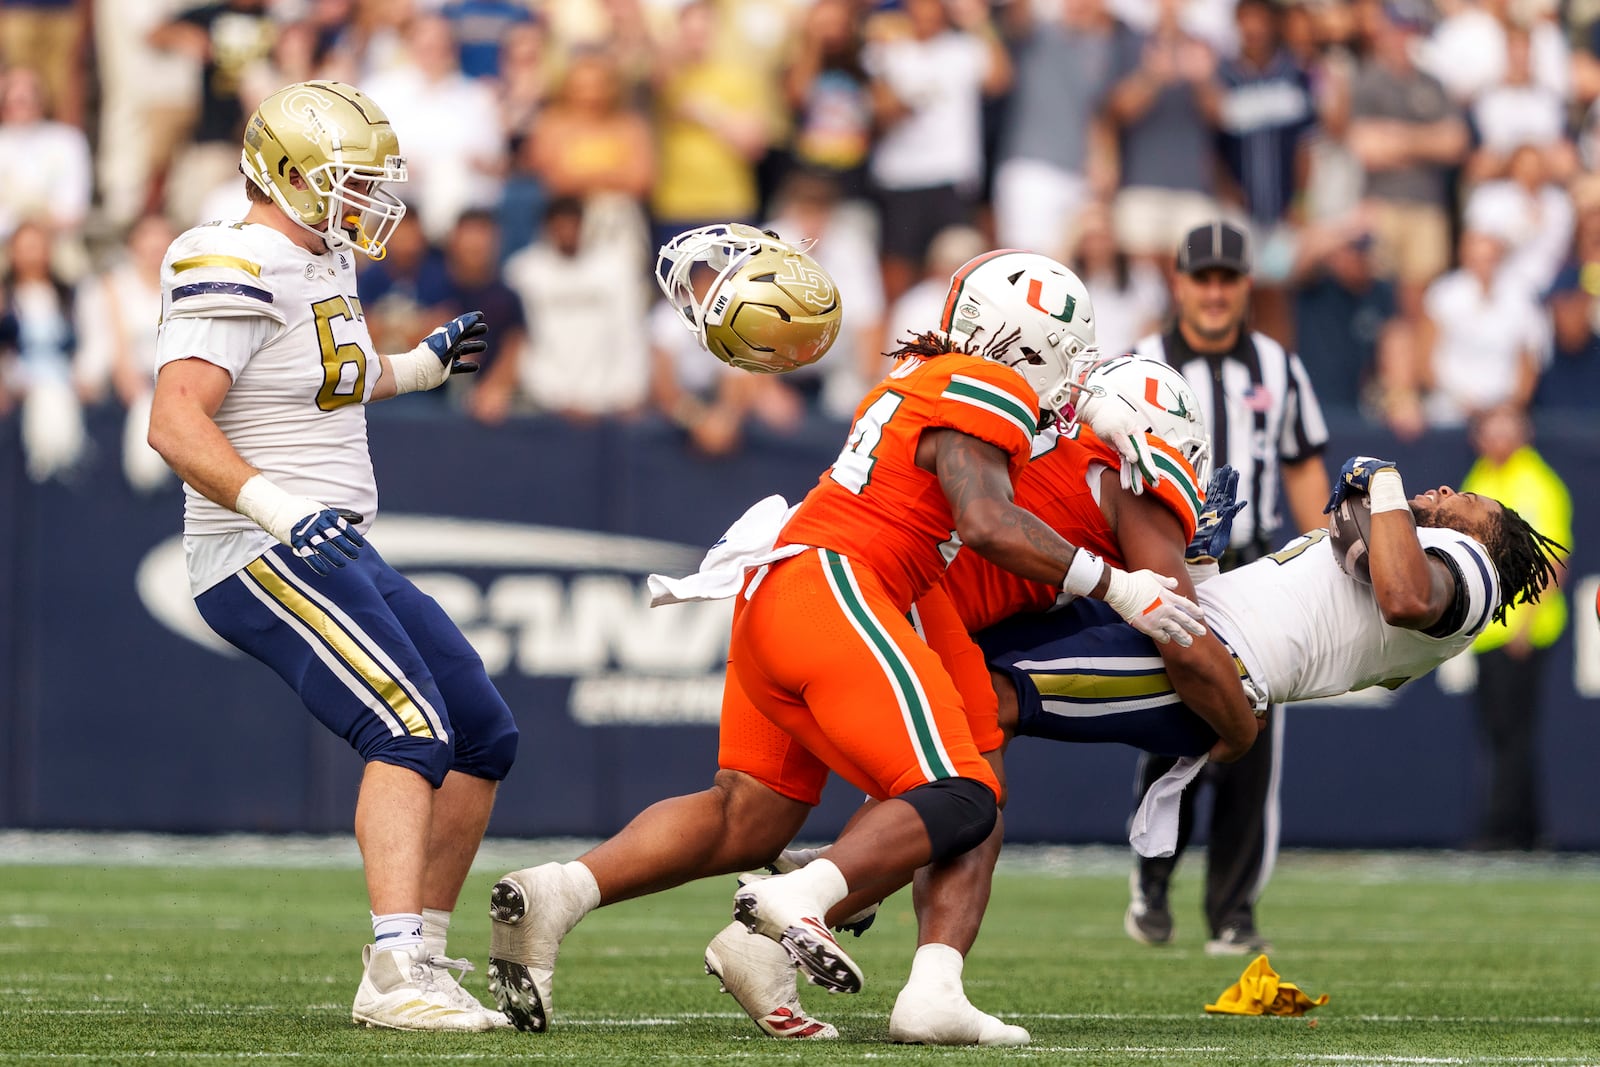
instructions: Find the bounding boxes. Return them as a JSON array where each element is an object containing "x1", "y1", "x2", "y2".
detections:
[
  {"x1": 564, "y1": 861, "x2": 602, "y2": 914},
  {"x1": 906, "y1": 943, "x2": 965, "y2": 989},
  {"x1": 780, "y1": 857, "x2": 849, "y2": 913},
  {"x1": 421, "y1": 907, "x2": 452, "y2": 958},
  {"x1": 371, "y1": 911, "x2": 424, "y2": 954}
]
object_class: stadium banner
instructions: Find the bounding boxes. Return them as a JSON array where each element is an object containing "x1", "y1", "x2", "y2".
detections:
[{"x1": 2, "y1": 409, "x2": 1597, "y2": 848}]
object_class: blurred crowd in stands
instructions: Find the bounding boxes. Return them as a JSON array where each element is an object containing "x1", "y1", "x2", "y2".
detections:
[{"x1": 3, "y1": 0, "x2": 1600, "y2": 486}]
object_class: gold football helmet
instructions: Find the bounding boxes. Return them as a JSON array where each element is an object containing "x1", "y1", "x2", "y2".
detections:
[
  {"x1": 241, "y1": 80, "x2": 408, "y2": 259},
  {"x1": 655, "y1": 224, "x2": 842, "y2": 374}
]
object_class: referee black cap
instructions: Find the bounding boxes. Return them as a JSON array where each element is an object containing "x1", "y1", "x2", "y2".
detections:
[{"x1": 1177, "y1": 220, "x2": 1251, "y2": 276}]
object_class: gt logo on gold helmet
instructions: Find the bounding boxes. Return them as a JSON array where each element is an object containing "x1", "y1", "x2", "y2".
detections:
[
  {"x1": 655, "y1": 224, "x2": 842, "y2": 374},
  {"x1": 241, "y1": 80, "x2": 408, "y2": 259}
]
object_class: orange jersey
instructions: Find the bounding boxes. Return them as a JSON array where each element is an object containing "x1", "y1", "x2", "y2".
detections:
[
  {"x1": 779, "y1": 352, "x2": 1039, "y2": 610},
  {"x1": 942, "y1": 425, "x2": 1204, "y2": 632}
]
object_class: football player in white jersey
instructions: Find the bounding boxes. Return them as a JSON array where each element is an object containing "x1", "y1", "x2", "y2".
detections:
[
  {"x1": 703, "y1": 455, "x2": 1564, "y2": 1039},
  {"x1": 988, "y1": 456, "x2": 1563, "y2": 747},
  {"x1": 146, "y1": 81, "x2": 519, "y2": 1031}
]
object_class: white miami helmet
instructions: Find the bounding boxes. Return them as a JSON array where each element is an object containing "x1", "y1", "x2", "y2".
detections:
[
  {"x1": 939, "y1": 250, "x2": 1096, "y2": 413},
  {"x1": 1071, "y1": 355, "x2": 1211, "y2": 483}
]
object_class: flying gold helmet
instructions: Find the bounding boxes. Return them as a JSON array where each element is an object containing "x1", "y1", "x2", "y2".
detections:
[
  {"x1": 241, "y1": 80, "x2": 408, "y2": 259},
  {"x1": 655, "y1": 224, "x2": 842, "y2": 374}
]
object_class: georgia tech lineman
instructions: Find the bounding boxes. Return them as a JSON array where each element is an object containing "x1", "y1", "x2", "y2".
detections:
[{"x1": 147, "y1": 81, "x2": 518, "y2": 1031}]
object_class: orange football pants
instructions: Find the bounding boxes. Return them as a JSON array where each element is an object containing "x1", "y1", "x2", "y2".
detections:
[{"x1": 718, "y1": 548, "x2": 999, "y2": 806}]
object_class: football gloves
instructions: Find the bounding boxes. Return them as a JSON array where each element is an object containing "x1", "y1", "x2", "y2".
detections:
[
  {"x1": 1188, "y1": 465, "x2": 1247, "y2": 566},
  {"x1": 389, "y1": 311, "x2": 488, "y2": 395},
  {"x1": 289, "y1": 507, "x2": 367, "y2": 576},
  {"x1": 424, "y1": 310, "x2": 488, "y2": 377},
  {"x1": 1324, "y1": 455, "x2": 1398, "y2": 514},
  {"x1": 1072, "y1": 389, "x2": 1160, "y2": 495},
  {"x1": 1103, "y1": 567, "x2": 1207, "y2": 647}
]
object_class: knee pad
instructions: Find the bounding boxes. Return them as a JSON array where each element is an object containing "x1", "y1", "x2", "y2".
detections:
[
  {"x1": 899, "y1": 777, "x2": 998, "y2": 863},
  {"x1": 455, "y1": 713, "x2": 519, "y2": 781},
  {"x1": 444, "y1": 701, "x2": 520, "y2": 782}
]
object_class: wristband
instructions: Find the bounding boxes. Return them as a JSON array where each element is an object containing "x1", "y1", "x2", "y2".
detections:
[
  {"x1": 235, "y1": 473, "x2": 305, "y2": 545},
  {"x1": 1368, "y1": 468, "x2": 1409, "y2": 514},
  {"x1": 1062, "y1": 548, "x2": 1107, "y2": 598}
]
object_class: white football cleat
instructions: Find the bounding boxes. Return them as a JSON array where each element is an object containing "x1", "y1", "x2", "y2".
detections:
[
  {"x1": 888, "y1": 945, "x2": 1030, "y2": 1047},
  {"x1": 732, "y1": 872, "x2": 863, "y2": 995},
  {"x1": 426, "y1": 953, "x2": 513, "y2": 1030},
  {"x1": 704, "y1": 921, "x2": 837, "y2": 1039},
  {"x1": 487, "y1": 863, "x2": 592, "y2": 1032},
  {"x1": 351, "y1": 943, "x2": 499, "y2": 1031}
]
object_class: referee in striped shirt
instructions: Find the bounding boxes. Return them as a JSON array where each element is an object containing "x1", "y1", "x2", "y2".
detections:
[{"x1": 1125, "y1": 220, "x2": 1331, "y2": 955}]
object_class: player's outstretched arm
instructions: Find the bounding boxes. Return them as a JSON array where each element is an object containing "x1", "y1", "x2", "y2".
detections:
[
  {"x1": 148, "y1": 358, "x2": 365, "y2": 576},
  {"x1": 1109, "y1": 479, "x2": 1258, "y2": 762},
  {"x1": 920, "y1": 428, "x2": 1206, "y2": 646},
  {"x1": 1330, "y1": 458, "x2": 1454, "y2": 630},
  {"x1": 370, "y1": 310, "x2": 487, "y2": 402}
]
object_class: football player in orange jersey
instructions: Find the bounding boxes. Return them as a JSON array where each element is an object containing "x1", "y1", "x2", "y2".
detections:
[
  {"x1": 702, "y1": 357, "x2": 1266, "y2": 1045},
  {"x1": 484, "y1": 235, "x2": 1207, "y2": 1036}
]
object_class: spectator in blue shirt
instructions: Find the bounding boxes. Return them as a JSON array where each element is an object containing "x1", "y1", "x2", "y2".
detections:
[
  {"x1": 443, "y1": 0, "x2": 535, "y2": 80},
  {"x1": 1537, "y1": 199, "x2": 1600, "y2": 411},
  {"x1": 1217, "y1": 0, "x2": 1315, "y2": 235},
  {"x1": 1217, "y1": 0, "x2": 1316, "y2": 343},
  {"x1": 1289, "y1": 221, "x2": 1404, "y2": 421}
]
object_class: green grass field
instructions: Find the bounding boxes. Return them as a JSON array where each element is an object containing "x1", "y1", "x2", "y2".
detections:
[{"x1": 3, "y1": 837, "x2": 1598, "y2": 1066}]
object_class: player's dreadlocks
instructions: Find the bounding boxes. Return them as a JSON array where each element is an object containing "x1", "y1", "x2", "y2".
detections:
[
  {"x1": 884, "y1": 326, "x2": 1025, "y2": 365},
  {"x1": 885, "y1": 330, "x2": 966, "y2": 360},
  {"x1": 1482, "y1": 503, "x2": 1566, "y2": 624}
]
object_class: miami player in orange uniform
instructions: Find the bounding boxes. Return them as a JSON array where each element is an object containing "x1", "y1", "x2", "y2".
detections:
[
  {"x1": 881, "y1": 357, "x2": 1263, "y2": 1043},
  {"x1": 702, "y1": 357, "x2": 1265, "y2": 1045},
  {"x1": 485, "y1": 237, "x2": 1207, "y2": 1035}
]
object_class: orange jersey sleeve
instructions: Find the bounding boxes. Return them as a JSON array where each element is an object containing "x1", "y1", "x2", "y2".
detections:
[
  {"x1": 779, "y1": 352, "x2": 1039, "y2": 610},
  {"x1": 940, "y1": 425, "x2": 1204, "y2": 633}
]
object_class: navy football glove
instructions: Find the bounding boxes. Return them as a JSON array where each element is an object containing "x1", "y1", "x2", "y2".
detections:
[
  {"x1": 423, "y1": 311, "x2": 488, "y2": 377},
  {"x1": 1187, "y1": 465, "x2": 1247, "y2": 565},
  {"x1": 289, "y1": 508, "x2": 367, "y2": 576},
  {"x1": 1324, "y1": 455, "x2": 1398, "y2": 514}
]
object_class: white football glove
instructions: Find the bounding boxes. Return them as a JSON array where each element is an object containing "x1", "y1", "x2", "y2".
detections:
[
  {"x1": 1103, "y1": 567, "x2": 1207, "y2": 646},
  {"x1": 1074, "y1": 389, "x2": 1160, "y2": 495}
]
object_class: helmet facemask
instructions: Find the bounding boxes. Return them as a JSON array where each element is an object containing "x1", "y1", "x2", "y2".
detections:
[
  {"x1": 312, "y1": 157, "x2": 408, "y2": 259},
  {"x1": 656, "y1": 224, "x2": 790, "y2": 340}
]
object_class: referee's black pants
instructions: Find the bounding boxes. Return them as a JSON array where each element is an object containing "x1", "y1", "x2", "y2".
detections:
[
  {"x1": 1472, "y1": 645, "x2": 1547, "y2": 850},
  {"x1": 1133, "y1": 708, "x2": 1282, "y2": 939}
]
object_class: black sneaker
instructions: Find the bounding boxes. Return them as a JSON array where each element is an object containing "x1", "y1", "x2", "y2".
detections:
[
  {"x1": 1204, "y1": 925, "x2": 1273, "y2": 957},
  {"x1": 1124, "y1": 870, "x2": 1173, "y2": 945}
]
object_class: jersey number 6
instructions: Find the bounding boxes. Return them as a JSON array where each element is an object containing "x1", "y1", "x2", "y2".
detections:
[{"x1": 312, "y1": 295, "x2": 368, "y2": 411}]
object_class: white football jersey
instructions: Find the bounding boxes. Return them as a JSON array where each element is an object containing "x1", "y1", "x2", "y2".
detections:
[
  {"x1": 1200, "y1": 526, "x2": 1501, "y2": 704},
  {"x1": 155, "y1": 221, "x2": 381, "y2": 592}
]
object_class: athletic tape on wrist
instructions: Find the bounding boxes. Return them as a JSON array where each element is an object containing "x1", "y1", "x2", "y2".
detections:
[
  {"x1": 234, "y1": 473, "x2": 302, "y2": 545},
  {"x1": 1368, "y1": 469, "x2": 1408, "y2": 514}
]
